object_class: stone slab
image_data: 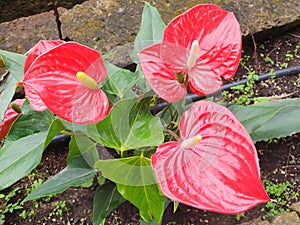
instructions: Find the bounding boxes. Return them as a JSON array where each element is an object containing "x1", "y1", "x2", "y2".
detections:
[
  {"x1": 290, "y1": 201, "x2": 300, "y2": 215},
  {"x1": 272, "y1": 211, "x2": 300, "y2": 225},
  {"x1": 239, "y1": 216, "x2": 270, "y2": 225},
  {"x1": 58, "y1": 0, "x2": 300, "y2": 66},
  {"x1": 0, "y1": 11, "x2": 59, "y2": 54}
]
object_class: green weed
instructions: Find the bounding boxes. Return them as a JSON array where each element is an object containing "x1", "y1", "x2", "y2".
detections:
[
  {"x1": 50, "y1": 200, "x2": 67, "y2": 217},
  {"x1": 261, "y1": 180, "x2": 298, "y2": 219},
  {"x1": 0, "y1": 187, "x2": 23, "y2": 223}
]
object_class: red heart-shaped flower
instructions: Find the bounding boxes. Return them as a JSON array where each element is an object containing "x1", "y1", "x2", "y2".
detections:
[
  {"x1": 139, "y1": 4, "x2": 242, "y2": 102},
  {"x1": 20, "y1": 42, "x2": 109, "y2": 124},
  {"x1": 151, "y1": 101, "x2": 270, "y2": 214}
]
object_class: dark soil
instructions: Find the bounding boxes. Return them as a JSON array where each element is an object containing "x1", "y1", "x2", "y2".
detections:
[{"x1": 1, "y1": 22, "x2": 300, "y2": 225}]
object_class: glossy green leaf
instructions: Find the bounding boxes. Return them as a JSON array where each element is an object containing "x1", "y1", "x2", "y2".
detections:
[
  {"x1": 94, "y1": 156, "x2": 157, "y2": 186},
  {"x1": 88, "y1": 98, "x2": 164, "y2": 152},
  {"x1": 0, "y1": 102, "x2": 60, "y2": 191},
  {"x1": 0, "y1": 50, "x2": 25, "y2": 121},
  {"x1": 24, "y1": 156, "x2": 96, "y2": 201},
  {"x1": 43, "y1": 119, "x2": 66, "y2": 148},
  {"x1": 71, "y1": 130, "x2": 100, "y2": 167},
  {"x1": 93, "y1": 181, "x2": 126, "y2": 225},
  {"x1": 134, "y1": 66, "x2": 154, "y2": 98},
  {"x1": 131, "y1": 2, "x2": 166, "y2": 63},
  {"x1": 67, "y1": 135, "x2": 82, "y2": 163},
  {"x1": 95, "y1": 156, "x2": 165, "y2": 223},
  {"x1": 102, "y1": 61, "x2": 141, "y2": 99},
  {"x1": 5, "y1": 100, "x2": 54, "y2": 143},
  {"x1": 229, "y1": 99, "x2": 300, "y2": 142},
  {"x1": 0, "y1": 132, "x2": 47, "y2": 190}
]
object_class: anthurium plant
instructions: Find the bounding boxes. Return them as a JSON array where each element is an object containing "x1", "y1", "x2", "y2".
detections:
[{"x1": 0, "y1": 3, "x2": 300, "y2": 224}]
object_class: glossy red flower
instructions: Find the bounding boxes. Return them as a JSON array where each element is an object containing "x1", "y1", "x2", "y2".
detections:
[
  {"x1": 151, "y1": 101, "x2": 270, "y2": 214},
  {"x1": 0, "y1": 99, "x2": 24, "y2": 140},
  {"x1": 23, "y1": 40, "x2": 65, "y2": 111},
  {"x1": 139, "y1": 4, "x2": 242, "y2": 102},
  {"x1": 20, "y1": 42, "x2": 109, "y2": 124}
]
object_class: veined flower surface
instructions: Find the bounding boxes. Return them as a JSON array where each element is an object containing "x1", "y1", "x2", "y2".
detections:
[
  {"x1": 20, "y1": 41, "x2": 109, "y2": 124},
  {"x1": 151, "y1": 101, "x2": 270, "y2": 214},
  {"x1": 139, "y1": 4, "x2": 242, "y2": 102},
  {"x1": 22, "y1": 40, "x2": 65, "y2": 111}
]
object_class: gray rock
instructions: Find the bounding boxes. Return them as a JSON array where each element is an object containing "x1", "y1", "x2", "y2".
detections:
[
  {"x1": 0, "y1": 11, "x2": 59, "y2": 54},
  {"x1": 239, "y1": 216, "x2": 270, "y2": 225},
  {"x1": 290, "y1": 201, "x2": 300, "y2": 215},
  {"x1": 272, "y1": 211, "x2": 300, "y2": 225},
  {"x1": 58, "y1": 0, "x2": 300, "y2": 66}
]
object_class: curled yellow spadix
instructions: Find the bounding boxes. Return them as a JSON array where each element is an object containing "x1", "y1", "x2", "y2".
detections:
[{"x1": 76, "y1": 71, "x2": 98, "y2": 90}]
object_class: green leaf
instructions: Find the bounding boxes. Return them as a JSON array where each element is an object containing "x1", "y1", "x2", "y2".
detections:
[
  {"x1": 0, "y1": 102, "x2": 62, "y2": 191},
  {"x1": 94, "y1": 156, "x2": 157, "y2": 186},
  {"x1": 140, "y1": 219, "x2": 160, "y2": 225},
  {"x1": 173, "y1": 201, "x2": 179, "y2": 212},
  {"x1": 134, "y1": 66, "x2": 154, "y2": 98},
  {"x1": 0, "y1": 132, "x2": 47, "y2": 191},
  {"x1": 131, "y1": 2, "x2": 166, "y2": 63},
  {"x1": 102, "y1": 61, "x2": 141, "y2": 99},
  {"x1": 88, "y1": 98, "x2": 164, "y2": 152},
  {"x1": 24, "y1": 156, "x2": 96, "y2": 201},
  {"x1": 5, "y1": 100, "x2": 54, "y2": 143},
  {"x1": 43, "y1": 119, "x2": 66, "y2": 148},
  {"x1": 93, "y1": 181, "x2": 126, "y2": 225},
  {"x1": 0, "y1": 50, "x2": 25, "y2": 121},
  {"x1": 229, "y1": 99, "x2": 300, "y2": 142},
  {"x1": 95, "y1": 156, "x2": 165, "y2": 223},
  {"x1": 67, "y1": 135, "x2": 82, "y2": 163},
  {"x1": 70, "y1": 131, "x2": 100, "y2": 167}
]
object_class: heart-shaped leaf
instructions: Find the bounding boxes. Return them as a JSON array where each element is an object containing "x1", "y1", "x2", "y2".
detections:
[
  {"x1": 151, "y1": 101, "x2": 269, "y2": 214},
  {"x1": 95, "y1": 156, "x2": 165, "y2": 223},
  {"x1": 102, "y1": 61, "x2": 141, "y2": 99},
  {"x1": 88, "y1": 98, "x2": 164, "y2": 152}
]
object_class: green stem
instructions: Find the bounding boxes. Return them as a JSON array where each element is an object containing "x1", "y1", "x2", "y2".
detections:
[{"x1": 165, "y1": 129, "x2": 181, "y2": 142}]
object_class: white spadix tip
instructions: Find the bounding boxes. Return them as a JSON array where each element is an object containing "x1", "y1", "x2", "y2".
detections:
[
  {"x1": 180, "y1": 134, "x2": 202, "y2": 149},
  {"x1": 187, "y1": 40, "x2": 199, "y2": 70}
]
